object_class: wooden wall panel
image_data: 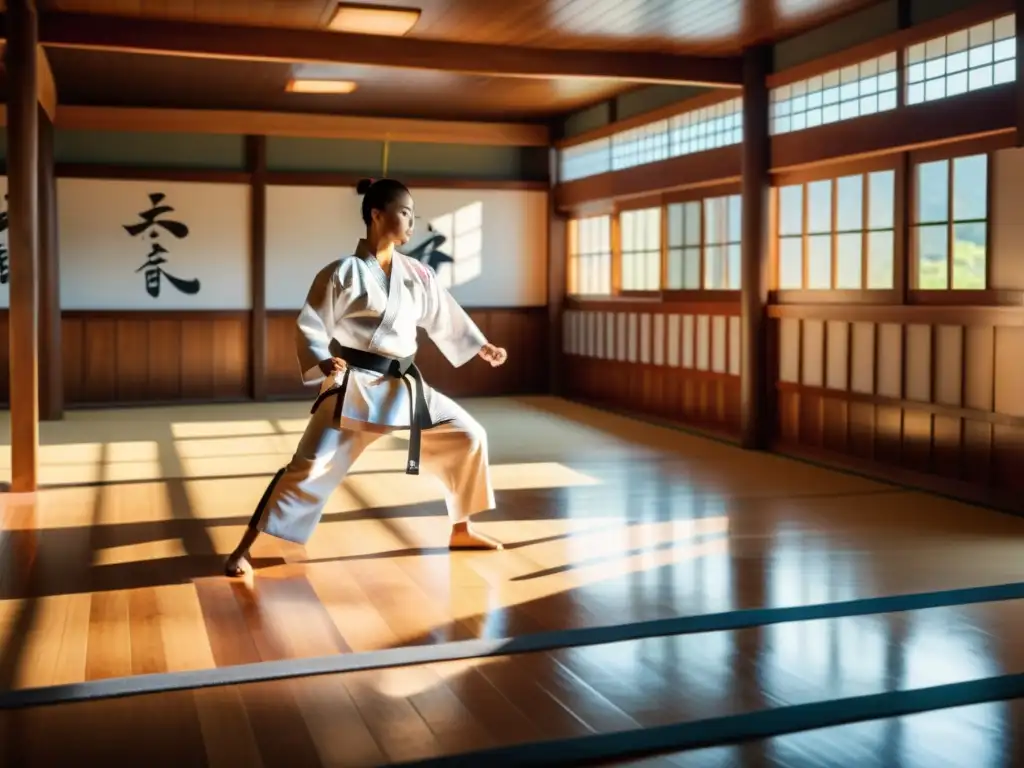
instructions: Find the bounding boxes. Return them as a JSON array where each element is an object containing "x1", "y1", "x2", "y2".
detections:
[
  {"x1": 0, "y1": 308, "x2": 544, "y2": 408},
  {"x1": 933, "y1": 325, "x2": 962, "y2": 406},
  {"x1": 419, "y1": 307, "x2": 548, "y2": 398},
  {"x1": 562, "y1": 303, "x2": 742, "y2": 435},
  {"x1": 770, "y1": 306, "x2": 1024, "y2": 511},
  {"x1": 265, "y1": 308, "x2": 548, "y2": 401},
  {"x1": 824, "y1": 321, "x2": 847, "y2": 391},
  {"x1": 850, "y1": 322, "x2": 874, "y2": 394},
  {"x1": 266, "y1": 313, "x2": 305, "y2": 398},
  {"x1": 60, "y1": 311, "x2": 251, "y2": 405}
]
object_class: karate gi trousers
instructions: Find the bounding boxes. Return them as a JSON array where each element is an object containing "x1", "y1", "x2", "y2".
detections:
[{"x1": 249, "y1": 388, "x2": 495, "y2": 545}]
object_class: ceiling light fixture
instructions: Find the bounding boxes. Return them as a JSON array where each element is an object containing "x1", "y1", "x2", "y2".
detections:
[
  {"x1": 327, "y1": 3, "x2": 422, "y2": 36},
  {"x1": 286, "y1": 79, "x2": 359, "y2": 94}
]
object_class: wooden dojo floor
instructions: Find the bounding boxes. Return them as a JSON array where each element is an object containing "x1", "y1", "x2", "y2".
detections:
[{"x1": 1, "y1": 396, "x2": 1024, "y2": 766}]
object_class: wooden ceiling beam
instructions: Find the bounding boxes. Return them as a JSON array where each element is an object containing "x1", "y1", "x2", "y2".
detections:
[
  {"x1": 0, "y1": 105, "x2": 550, "y2": 146},
  {"x1": 17, "y1": 11, "x2": 744, "y2": 87},
  {"x1": 36, "y1": 45, "x2": 56, "y2": 121}
]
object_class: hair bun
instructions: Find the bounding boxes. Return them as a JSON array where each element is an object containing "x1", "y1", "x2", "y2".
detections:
[{"x1": 356, "y1": 178, "x2": 375, "y2": 194}]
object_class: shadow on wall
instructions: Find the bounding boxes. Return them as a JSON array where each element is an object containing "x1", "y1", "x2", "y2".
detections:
[{"x1": 399, "y1": 201, "x2": 483, "y2": 289}]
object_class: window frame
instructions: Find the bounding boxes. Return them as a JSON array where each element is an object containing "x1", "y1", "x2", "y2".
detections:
[
  {"x1": 553, "y1": 93, "x2": 744, "y2": 184},
  {"x1": 907, "y1": 141, "x2": 993, "y2": 302},
  {"x1": 565, "y1": 213, "x2": 614, "y2": 298},
  {"x1": 903, "y1": 13, "x2": 1016, "y2": 108},
  {"x1": 662, "y1": 182, "x2": 743, "y2": 301},
  {"x1": 614, "y1": 195, "x2": 665, "y2": 297},
  {"x1": 770, "y1": 51, "x2": 899, "y2": 137},
  {"x1": 771, "y1": 155, "x2": 905, "y2": 304}
]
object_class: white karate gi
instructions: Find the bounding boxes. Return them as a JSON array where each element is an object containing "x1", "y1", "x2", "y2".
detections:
[{"x1": 250, "y1": 239, "x2": 496, "y2": 545}]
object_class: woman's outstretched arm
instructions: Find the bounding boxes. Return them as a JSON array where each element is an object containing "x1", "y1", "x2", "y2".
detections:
[{"x1": 413, "y1": 260, "x2": 493, "y2": 368}]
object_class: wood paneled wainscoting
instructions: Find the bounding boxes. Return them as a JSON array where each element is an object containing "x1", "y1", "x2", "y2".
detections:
[
  {"x1": 266, "y1": 306, "x2": 549, "y2": 400},
  {"x1": 61, "y1": 311, "x2": 252, "y2": 405},
  {"x1": 0, "y1": 307, "x2": 547, "y2": 407},
  {"x1": 561, "y1": 299, "x2": 742, "y2": 434},
  {"x1": 770, "y1": 303, "x2": 1024, "y2": 510},
  {"x1": 0, "y1": 310, "x2": 252, "y2": 406}
]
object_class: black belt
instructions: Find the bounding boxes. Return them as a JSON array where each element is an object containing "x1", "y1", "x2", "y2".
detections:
[{"x1": 310, "y1": 343, "x2": 431, "y2": 475}]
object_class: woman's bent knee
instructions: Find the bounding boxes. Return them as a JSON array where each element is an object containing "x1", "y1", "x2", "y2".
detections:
[{"x1": 452, "y1": 418, "x2": 487, "y2": 455}]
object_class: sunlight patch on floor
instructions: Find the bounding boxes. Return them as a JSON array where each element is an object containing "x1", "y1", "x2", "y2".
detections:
[{"x1": 170, "y1": 420, "x2": 282, "y2": 439}]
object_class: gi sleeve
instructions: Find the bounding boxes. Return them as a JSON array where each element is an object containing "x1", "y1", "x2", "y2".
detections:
[
  {"x1": 295, "y1": 263, "x2": 340, "y2": 384},
  {"x1": 416, "y1": 262, "x2": 487, "y2": 368}
]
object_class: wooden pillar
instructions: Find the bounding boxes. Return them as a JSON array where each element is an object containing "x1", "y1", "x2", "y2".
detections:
[
  {"x1": 247, "y1": 135, "x2": 267, "y2": 401},
  {"x1": 896, "y1": 0, "x2": 911, "y2": 30},
  {"x1": 38, "y1": 103, "x2": 62, "y2": 421},
  {"x1": 6, "y1": 0, "x2": 40, "y2": 491},
  {"x1": 739, "y1": 45, "x2": 771, "y2": 450},
  {"x1": 547, "y1": 145, "x2": 567, "y2": 396}
]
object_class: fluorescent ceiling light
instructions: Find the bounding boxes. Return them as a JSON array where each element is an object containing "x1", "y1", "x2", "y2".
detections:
[
  {"x1": 327, "y1": 3, "x2": 421, "y2": 36},
  {"x1": 287, "y1": 79, "x2": 358, "y2": 94}
]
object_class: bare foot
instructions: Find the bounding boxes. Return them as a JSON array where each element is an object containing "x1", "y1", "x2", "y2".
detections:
[
  {"x1": 224, "y1": 552, "x2": 251, "y2": 577},
  {"x1": 449, "y1": 524, "x2": 503, "y2": 551}
]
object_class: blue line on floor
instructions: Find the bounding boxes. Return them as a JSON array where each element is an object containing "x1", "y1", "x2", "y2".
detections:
[
  {"x1": 392, "y1": 673, "x2": 1024, "y2": 766},
  {"x1": 1, "y1": 580, "x2": 1023, "y2": 710}
]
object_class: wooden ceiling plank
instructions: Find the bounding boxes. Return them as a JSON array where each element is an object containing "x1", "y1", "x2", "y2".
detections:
[
  {"x1": 455, "y1": 0, "x2": 554, "y2": 47},
  {"x1": 23, "y1": 10, "x2": 744, "y2": 86},
  {"x1": 38, "y1": 0, "x2": 895, "y2": 54},
  {"x1": 50, "y1": 105, "x2": 551, "y2": 146}
]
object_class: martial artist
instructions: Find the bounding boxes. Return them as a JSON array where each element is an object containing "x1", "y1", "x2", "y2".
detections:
[{"x1": 225, "y1": 177, "x2": 508, "y2": 577}]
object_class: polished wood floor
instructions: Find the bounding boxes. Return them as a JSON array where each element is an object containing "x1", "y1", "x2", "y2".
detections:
[
  {"x1": 1, "y1": 396, "x2": 1024, "y2": 765},
  {"x1": 602, "y1": 700, "x2": 1024, "y2": 766}
]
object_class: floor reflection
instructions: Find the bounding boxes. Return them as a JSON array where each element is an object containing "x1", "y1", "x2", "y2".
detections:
[
  {"x1": 2, "y1": 397, "x2": 1024, "y2": 765},
  {"x1": 614, "y1": 699, "x2": 1022, "y2": 767}
]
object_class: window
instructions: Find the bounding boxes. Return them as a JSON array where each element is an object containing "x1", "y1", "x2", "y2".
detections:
[
  {"x1": 559, "y1": 137, "x2": 611, "y2": 182},
  {"x1": 555, "y1": 98, "x2": 743, "y2": 182},
  {"x1": 668, "y1": 98, "x2": 743, "y2": 156},
  {"x1": 667, "y1": 201, "x2": 701, "y2": 289},
  {"x1": 705, "y1": 196, "x2": 742, "y2": 289},
  {"x1": 620, "y1": 207, "x2": 661, "y2": 291},
  {"x1": 612, "y1": 121, "x2": 670, "y2": 170},
  {"x1": 567, "y1": 215, "x2": 612, "y2": 295},
  {"x1": 912, "y1": 153, "x2": 987, "y2": 290},
  {"x1": 771, "y1": 53, "x2": 897, "y2": 135},
  {"x1": 906, "y1": 14, "x2": 1015, "y2": 105},
  {"x1": 777, "y1": 169, "x2": 896, "y2": 290},
  {"x1": 836, "y1": 171, "x2": 896, "y2": 289},
  {"x1": 666, "y1": 194, "x2": 742, "y2": 291}
]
